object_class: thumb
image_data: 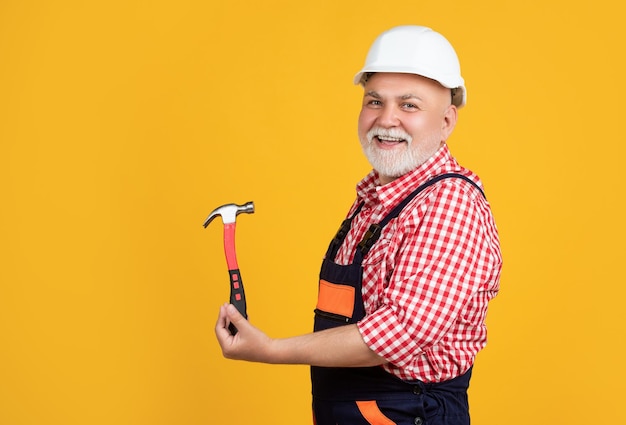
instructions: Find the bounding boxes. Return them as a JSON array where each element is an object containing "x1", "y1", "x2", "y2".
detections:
[{"x1": 225, "y1": 304, "x2": 248, "y2": 328}]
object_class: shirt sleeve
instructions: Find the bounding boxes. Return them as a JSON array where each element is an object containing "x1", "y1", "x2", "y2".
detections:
[{"x1": 357, "y1": 181, "x2": 499, "y2": 370}]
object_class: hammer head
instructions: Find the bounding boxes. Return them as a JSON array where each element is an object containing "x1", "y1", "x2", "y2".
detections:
[{"x1": 203, "y1": 201, "x2": 255, "y2": 227}]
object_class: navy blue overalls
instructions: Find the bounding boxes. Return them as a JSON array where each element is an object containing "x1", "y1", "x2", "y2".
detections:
[{"x1": 312, "y1": 174, "x2": 484, "y2": 425}]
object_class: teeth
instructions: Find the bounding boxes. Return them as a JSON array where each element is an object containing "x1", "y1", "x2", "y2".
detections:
[{"x1": 367, "y1": 127, "x2": 412, "y2": 144}]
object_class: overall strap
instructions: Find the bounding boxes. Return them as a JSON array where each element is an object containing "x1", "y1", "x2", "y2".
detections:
[
  {"x1": 356, "y1": 173, "x2": 485, "y2": 259},
  {"x1": 325, "y1": 202, "x2": 365, "y2": 260}
]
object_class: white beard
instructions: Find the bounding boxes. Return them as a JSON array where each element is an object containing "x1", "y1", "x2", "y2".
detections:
[{"x1": 360, "y1": 127, "x2": 439, "y2": 179}]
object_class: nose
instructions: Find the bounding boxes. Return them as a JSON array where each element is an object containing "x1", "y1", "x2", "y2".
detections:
[{"x1": 376, "y1": 104, "x2": 400, "y2": 127}]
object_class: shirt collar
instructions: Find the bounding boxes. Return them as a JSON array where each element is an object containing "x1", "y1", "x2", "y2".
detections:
[{"x1": 355, "y1": 144, "x2": 456, "y2": 209}]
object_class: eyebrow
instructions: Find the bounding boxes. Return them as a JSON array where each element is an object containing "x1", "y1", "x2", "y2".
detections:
[{"x1": 365, "y1": 91, "x2": 423, "y2": 101}]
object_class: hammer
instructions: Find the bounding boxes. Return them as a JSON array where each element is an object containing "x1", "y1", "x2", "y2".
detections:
[{"x1": 203, "y1": 201, "x2": 254, "y2": 334}]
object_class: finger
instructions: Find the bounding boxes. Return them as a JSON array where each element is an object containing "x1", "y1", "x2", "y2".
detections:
[
  {"x1": 225, "y1": 303, "x2": 248, "y2": 330},
  {"x1": 215, "y1": 303, "x2": 234, "y2": 341}
]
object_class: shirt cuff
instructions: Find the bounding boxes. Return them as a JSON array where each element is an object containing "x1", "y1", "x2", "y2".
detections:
[{"x1": 357, "y1": 306, "x2": 421, "y2": 369}]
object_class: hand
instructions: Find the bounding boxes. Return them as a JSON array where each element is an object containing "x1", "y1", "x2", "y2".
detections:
[
  {"x1": 215, "y1": 303, "x2": 274, "y2": 362},
  {"x1": 215, "y1": 303, "x2": 387, "y2": 367}
]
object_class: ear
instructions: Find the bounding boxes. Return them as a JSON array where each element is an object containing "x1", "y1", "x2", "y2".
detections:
[{"x1": 441, "y1": 104, "x2": 458, "y2": 141}]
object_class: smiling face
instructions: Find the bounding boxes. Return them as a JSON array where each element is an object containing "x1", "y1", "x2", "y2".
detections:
[{"x1": 358, "y1": 73, "x2": 458, "y2": 185}]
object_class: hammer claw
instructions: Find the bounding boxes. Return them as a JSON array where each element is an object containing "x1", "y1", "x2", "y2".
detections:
[{"x1": 203, "y1": 201, "x2": 255, "y2": 227}]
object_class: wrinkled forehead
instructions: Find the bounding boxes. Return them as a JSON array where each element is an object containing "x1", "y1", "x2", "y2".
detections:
[{"x1": 362, "y1": 72, "x2": 453, "y2": 104}]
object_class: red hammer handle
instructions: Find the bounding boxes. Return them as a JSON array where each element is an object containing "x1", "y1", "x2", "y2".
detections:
[
  {"x1": 223, "y1": 222, "x2": 239, "y2": 270},
  {"x1": 223, "y1": 223, "x2": 248, "y2": 333}
]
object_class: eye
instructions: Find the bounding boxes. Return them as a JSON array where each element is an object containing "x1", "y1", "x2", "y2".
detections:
[
  {"x1": 401, "y1": 102, "x2": 419, "y2": 110},
  {"x1": 365, "y1": 99, "x2": 383, "y2": 108}
]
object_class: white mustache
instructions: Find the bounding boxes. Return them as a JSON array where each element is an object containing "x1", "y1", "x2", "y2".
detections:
[{"x1": 367, "y1": 127, "x2": 413, "y2": 145}]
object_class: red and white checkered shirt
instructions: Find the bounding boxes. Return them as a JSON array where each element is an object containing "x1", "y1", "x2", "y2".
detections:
[{"x1": 333, "y1": 144, "x2": 502, "y2": 383}]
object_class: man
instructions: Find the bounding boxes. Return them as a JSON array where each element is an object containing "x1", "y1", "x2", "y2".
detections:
[{"x1": 215, "y1": 25, "x2": 502, "y2": 425}]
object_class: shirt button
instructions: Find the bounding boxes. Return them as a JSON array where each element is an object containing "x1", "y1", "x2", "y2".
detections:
[
  {"x1": 414, "y1": 417, "x2": 423, "y2": 425},
  {"x1": 412, "y1": 386, "x2": 422, "y2": 395}
]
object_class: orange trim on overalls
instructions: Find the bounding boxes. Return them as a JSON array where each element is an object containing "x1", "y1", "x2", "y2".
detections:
[
  {"x1": 316, "y1": 280, "x2": 355, "y2": 318},
  {"x1": 356, "y1": 400, "x2": 396, "y2": 425}
]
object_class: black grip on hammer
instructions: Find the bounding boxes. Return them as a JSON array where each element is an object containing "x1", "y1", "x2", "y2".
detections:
[{"x1": 228, "y1": 268, "x2": 248, "y2": 335}]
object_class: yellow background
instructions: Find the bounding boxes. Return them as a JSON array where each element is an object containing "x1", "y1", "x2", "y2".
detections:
[{"x1": 1, "y1": 0, "x2": 624, "y2": 424}]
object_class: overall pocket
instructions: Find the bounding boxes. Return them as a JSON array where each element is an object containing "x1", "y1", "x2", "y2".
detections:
[
  {"x1": 356, "y1": 400, "x2": 396, "y2": 425},
  {"x1": 314, "y1": 279, "x2": 355, "y2": 323}
]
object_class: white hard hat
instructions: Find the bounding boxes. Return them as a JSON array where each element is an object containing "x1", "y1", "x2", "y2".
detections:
[{"x1": 354, "y1": 26, "x2": 466, "y2": 107}]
